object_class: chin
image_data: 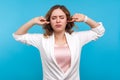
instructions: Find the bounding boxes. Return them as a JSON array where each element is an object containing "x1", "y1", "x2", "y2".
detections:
[{"x1": 54, "y1": 29, "x2": 65, "y2": 33}]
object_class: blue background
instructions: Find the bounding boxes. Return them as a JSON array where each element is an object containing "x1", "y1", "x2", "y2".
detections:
[{"x1": 0, "y1": 0, "x2": 120, "y2": 80}]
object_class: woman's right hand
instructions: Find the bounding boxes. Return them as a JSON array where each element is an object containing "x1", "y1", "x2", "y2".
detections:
[{"x1": 31, "y1": 16, "x2": 49, "y2": 25}]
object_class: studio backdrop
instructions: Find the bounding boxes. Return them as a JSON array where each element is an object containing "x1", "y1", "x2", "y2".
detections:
[{"x1": 0, "y1": 0, "x2": 120, "y2": 80}]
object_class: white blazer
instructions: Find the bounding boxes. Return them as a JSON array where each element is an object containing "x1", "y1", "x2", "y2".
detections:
[{"x1": 13, "y1": 23, "x2": 105, "y2": 80}]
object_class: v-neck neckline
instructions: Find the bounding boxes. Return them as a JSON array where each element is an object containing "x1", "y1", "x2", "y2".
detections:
[{"x1": 51, "y1": 32, "x2": 73, "y2": 75}]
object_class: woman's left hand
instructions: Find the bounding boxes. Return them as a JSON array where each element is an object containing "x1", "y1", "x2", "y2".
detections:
[{"x1": 70, "y1": 13, "x2": 85, "y2": 22}]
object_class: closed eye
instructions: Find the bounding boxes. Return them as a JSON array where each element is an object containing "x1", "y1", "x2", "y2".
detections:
[
  {"x1": 59, "y1": 16, "x2": 64, "y2": 19},
  {"x1": 51, "y1": 17, "x2": 56, "y2": 20}
]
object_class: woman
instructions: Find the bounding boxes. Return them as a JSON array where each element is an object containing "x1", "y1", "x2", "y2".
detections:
[{"x1": 13, "y1": 5, "x2": 105, "y2": 80}]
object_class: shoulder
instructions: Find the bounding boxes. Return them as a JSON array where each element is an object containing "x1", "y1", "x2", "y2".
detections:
[
  {"x1": 66, "y1": 32, "x2": 79, "y2": 38},
  {"x1": 70, "y1": 31, "x2": 83, "y2": 36},
  {"x1": 25, "y1": 33, "x2": 44, "y2": 37}
]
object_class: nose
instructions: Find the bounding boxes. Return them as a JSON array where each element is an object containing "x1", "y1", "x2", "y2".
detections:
[{"x1": 56, "y1": 18, "x2": 60, "y2": 23}]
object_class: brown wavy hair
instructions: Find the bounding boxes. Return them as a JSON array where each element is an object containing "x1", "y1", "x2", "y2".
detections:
[{"x1": 43, "y1": 5, "x2": 75, "y2": 37}]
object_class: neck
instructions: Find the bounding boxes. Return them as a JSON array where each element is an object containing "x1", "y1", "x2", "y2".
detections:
[
  {"x1": 54, "y1": 31, "x2": 67, "y2": 45},
  {"x1": 54, "y1": 31, "x2": 65, "y2": 39}
]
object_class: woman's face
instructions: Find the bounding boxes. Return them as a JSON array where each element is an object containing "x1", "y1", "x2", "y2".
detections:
[{"x1": 50, "y1": 8, "x2": 67, "y2": 33}]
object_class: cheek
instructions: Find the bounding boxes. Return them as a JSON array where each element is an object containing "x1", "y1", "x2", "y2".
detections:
[
  {"x1": 50, "y1": 21, "x2": 56, "y2": 29},
  {"x1": 63, "y1": 18, "x2": 67, "y2": 24},
  {"x1": 50, "y1": 20, "x2": 55, "y2": 26},
  {"x1": 63, "y1": 20, "x2": 67, "y2": 25}
]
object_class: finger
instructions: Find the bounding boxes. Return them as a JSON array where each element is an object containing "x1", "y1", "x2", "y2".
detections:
[
  {"x1": 68, "y1": 18, "x2": 76, "y2": 22},
  {"x1": 72, "y1": 15, "x2": 78, "y2": 19},
  {"x1": 45, "y1": 21, "x2": 50, "y2": 24},
  {"x1": 40, "y1": 19, "x2": 46, "y2": 22},
  {"x1": 72, "y1": 18, "x2": 78, "y2": 21},
  {"x1": 43, "y1": 21, "x2": 50, "y2": 24},
  {"x1": 67, "y1": 20, "x2": 73, "y2": 22},
  {"x1": 39, "y1": 16, "x2": 46, "y2": 21}
]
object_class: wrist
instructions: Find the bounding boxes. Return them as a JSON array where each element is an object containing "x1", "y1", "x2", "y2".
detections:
[{"x1": 83, "y1": 16, "x2": 88, "y2": 23}]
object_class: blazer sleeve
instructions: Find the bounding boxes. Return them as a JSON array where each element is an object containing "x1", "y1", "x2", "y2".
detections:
[
  {"x1": 12, "y1": 33, "x2": 42, "y2": 48},
  {"x1": 77, "y1": 22, "x2": 105, "y2": 46}
]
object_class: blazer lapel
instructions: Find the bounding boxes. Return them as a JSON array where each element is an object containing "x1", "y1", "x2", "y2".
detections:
[
  {"x1": 50, "y1": 34, "x2": 64, "y2": 73},
  {"x1": 49, "y1": 34, "x2": 57, "y2": 66},
  {"x1": 64, "y1": 32, "x2": 78, "y2": 76}
]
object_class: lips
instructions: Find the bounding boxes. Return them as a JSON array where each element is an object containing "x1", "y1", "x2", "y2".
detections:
[{"x1": 55, "y1": 24, "x2": 62, "y2": 28}]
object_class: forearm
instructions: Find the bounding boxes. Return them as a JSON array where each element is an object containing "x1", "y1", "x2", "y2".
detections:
[
  {"x1": 85, "y1": 17, "x2": 100, "y2": 28},
  {"x1": 15, "y1": 20, "x2": 35, "y2": 35},
  {"x1": 71, "y1": 14, "x2": 100, "y2": 28}
]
